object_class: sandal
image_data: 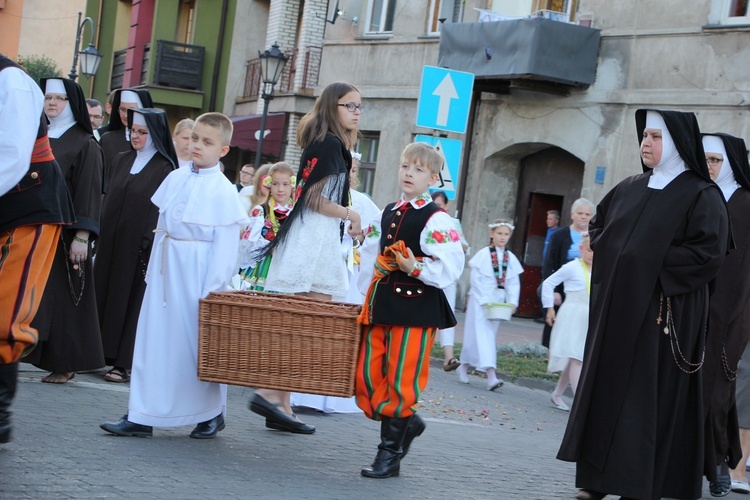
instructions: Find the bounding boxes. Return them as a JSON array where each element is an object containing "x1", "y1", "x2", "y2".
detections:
[
  {"x1": 443, "y1": 357, "x2": 461, "y2": 371},
  {"x1": 41, "y1": 372, "x2": 75, "y2": 384},
  {"x1": 104, "y1": 367, "x2": 131, "y2": 383}
]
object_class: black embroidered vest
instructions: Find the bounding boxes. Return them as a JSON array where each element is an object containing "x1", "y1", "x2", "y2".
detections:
[
  {"x1": 368, "y1": 201, "x2": 457, "y2": 328},
  {"x1": 0, "y1": 55, "x2": 74, "y2": 233}
]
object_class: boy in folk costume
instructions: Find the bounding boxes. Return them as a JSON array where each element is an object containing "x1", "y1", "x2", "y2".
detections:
[
  {"x1": 355, "y1": 142, "x2": 465, "y2": 478},
  {"x1": 100, "y1": 112, "x2": 248, "y2": 439}
]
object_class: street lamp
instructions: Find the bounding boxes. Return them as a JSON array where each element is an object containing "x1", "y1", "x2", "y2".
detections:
[
  {"x1": 254, "y1": 42, "x2": 288, "y2": 168},
  {"x1": 68, "y1": 11, "x2": 103, "y2": 81}
]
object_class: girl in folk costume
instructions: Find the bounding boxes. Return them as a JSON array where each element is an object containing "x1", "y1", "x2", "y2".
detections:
[
  {"x1": 236, "y1": 162, "x2": 296, "y2": 291},
  {"x1": 291, "y1": 152, "x2": 380, "y2": 414},
  {"x1": 248, "y1": 82, "x2": 363, "y2": 435},
  {"x1": 458, "y1": 219, "x2": 523, "y2": 391},
  {"x1": 24, "y1": 77, "x2": 104, "y2": 384},
  {"x1": 542, "y1": 233, "x2": 593, "y2": 412}
]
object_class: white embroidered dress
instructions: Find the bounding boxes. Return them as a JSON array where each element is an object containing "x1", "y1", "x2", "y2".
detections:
[
  {"x1": 460, "y1": 246, "x2": 523, "y2": 371},
  {"x1": 265, "y1": 175, "x2": 349, "y2": 296}
]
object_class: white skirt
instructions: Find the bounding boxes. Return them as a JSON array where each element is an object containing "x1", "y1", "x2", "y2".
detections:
[
  {"x1": 547, "y1": 289, "x2": 589, "y2": 373},
  {"x1": 290, "y1": 393, "x2": 362, "y2": 414},
  {"x1": 265, "y1": 211, "x2": 348, "y2": 296}
]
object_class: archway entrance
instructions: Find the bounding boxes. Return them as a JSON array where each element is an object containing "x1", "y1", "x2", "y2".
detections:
[{"x1": 510, "y1": 147, "x2": 584, "y2": 317}]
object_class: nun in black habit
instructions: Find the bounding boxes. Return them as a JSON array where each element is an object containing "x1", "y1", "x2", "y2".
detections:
[
  {"x1": 94, "y1": 108, "x2": 177, "y2": 383},
  {"x1": 99, "y1": 88, "x2": 154, "y2": 191},
  {"x1": 24, "y1": 78, "x2": 105, "y2": 382},
  {"x1": 557, "y1": 110, "x2": 730, "y2": 500},
  {"x1": 700, "y1": 133, "x2": 750, "y2": 492}
]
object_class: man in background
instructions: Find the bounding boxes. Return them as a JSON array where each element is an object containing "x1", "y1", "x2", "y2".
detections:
[
  {"x1": 86, "y1": 98, "x2": 104, "y2": 141},
  {"x1": 236, "y1": 164, "x2": 255, "y2": 192}
]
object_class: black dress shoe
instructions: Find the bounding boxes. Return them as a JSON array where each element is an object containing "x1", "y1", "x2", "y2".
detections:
[
  {"x1": 265, "y1": 418, "x2": 316, "y2": 434},
  {"x1": 100, "y1": 415, "x2": 152, "y2": 437},
  {"x1": 189, "y1": 414, "x2": 225, "y2": 439},
  {"x1": 249, "y1": 394, "x2": 288, "y2": 420}
]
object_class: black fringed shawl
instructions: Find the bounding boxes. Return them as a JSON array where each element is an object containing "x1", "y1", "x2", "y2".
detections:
[{"x1": 259, "y1": 134, "x2": 351, "y2": 258}]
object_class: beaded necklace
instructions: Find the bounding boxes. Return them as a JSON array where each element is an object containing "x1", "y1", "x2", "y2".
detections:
[
  {"x1": 267, "y1": 198, "x2": 292, "y2": 238},
  {"x1": 489, "y1": 245, "x2": 509, "y2": 289}
]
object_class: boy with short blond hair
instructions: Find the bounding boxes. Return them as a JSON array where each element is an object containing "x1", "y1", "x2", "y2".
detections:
[
  {"x1": 354, "y1": 141, "x2": 465, "y2": 477},
  {"x1": 101, "y1": 112, "x2": 248, "y2": 439}
]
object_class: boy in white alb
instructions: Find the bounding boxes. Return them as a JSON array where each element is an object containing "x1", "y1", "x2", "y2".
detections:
[{"x1": 100, "y1": 113, "x2": 248, "y2": 438}]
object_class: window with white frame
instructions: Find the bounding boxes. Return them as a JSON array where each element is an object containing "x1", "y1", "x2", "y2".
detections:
[
  {"x1": 725, "y1": 0, "x2": 750, "y2": 22},
  {"x1": 356, "y1": 133, "x2": 379, "y2": 196},
  {"x1": 366, "y1": 0, "x2": 397, "y2": 34},
  {"x1": 427, "y1": 0, "x2": 460, "y2": 35}
]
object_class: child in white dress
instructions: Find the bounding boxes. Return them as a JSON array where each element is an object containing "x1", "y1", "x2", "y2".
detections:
[
  {"x1": 458, "y1": 219, "x2": 523, "y2": 391},
  {"x1": 542, "y1": 232, "x2": 593, "y2": 411}
]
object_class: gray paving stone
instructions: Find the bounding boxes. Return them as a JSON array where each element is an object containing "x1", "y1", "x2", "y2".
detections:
[{"x1": 0, "y1": 363, "x2": 729, "y2": 499}]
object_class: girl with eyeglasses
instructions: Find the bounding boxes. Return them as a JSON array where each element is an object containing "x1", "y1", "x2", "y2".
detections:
[{"x1": 248, "y1": 82, "x2": 364, "y2": 435}]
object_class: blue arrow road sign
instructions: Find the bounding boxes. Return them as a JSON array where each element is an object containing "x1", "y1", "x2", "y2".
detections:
[
  {"x1": 415, "y1": 135, "x2": 462, "y2": 200},
  {"x1": 416, "y1": 66, "x2": 475, "y2": 134}
]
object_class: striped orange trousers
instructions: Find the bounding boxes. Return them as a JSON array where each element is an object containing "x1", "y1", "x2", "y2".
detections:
[
  {"x1": 355, "y1": 324, "x2": 436, "y2": 420},
  {"x1": 0, "y1": 224, "x2": 60, "y2": 363}
]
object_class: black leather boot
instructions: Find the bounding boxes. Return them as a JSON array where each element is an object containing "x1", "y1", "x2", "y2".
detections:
[
  {"x1": 361, "y1": 416, "x2": 409, "y2": 478},
  {"x1": 401, "y1": 414, "x2": 426, "y2": 459},
  {"x1": 0, "y1": 362, "x2": 18, "y2": 443}
]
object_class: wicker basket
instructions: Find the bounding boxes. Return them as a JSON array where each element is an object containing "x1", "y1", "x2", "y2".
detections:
[
  {"x1": 198, "y1": 291, "x2": 362, "y2": 397},
  {"x1": 483, "y1": 302, "x2": 514, "y2": 320}
]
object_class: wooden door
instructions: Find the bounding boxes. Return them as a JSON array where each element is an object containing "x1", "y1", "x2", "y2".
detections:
[{"x1": 511, "y1": 147, "x2": 584, "y2": 317}]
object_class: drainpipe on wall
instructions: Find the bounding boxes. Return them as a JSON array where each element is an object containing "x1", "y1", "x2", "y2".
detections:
[
  {"x1": 455, "y1": 89, "x2": 480, "y2": 220},
  {"x1": 208, "y1": 0, "x2": 229, "y2": 112}
]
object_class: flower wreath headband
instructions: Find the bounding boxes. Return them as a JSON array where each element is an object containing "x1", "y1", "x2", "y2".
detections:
[
  {"x1": 262, "y1": 175, "x2": 297, "y2": 189},
  {"x1": 488, "y1": 221, "x2": 515, "y2": 231}
]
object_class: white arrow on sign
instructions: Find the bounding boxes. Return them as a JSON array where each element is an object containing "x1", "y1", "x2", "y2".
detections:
[
  {"x1": 432, "y1": 74, "x2": 459, "y2": 127},
  {"x1": 254, "y1": 129, "x2": 272, "y2": 141},
  {"x1": 433, "y1": 140, "x2": 454, "y2": 190}
]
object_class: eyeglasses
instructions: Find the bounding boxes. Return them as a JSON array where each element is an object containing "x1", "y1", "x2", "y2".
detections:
[
  {"x1": 706, "y1": 156, "x2": 723, "y2": 166},
  {"x1": 338, "y1": 103, "x2": 365, "y2": 113},
  {"x1": 44, "y1": 95, "x2": 68, "y2": 102},
  {"x1": 90, "y1": 114, "x2": 103, "y2": 120},
  {"x1": 129, "y1": 128, "x2": 149, "y2": 137},
  {"x1": 240, "y1": 170, "x2": 254, "y2": 175}
]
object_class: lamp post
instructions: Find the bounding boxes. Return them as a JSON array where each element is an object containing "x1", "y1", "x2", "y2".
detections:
[
  {"x1": 254, "y1": 42, "x2": 288, "y2": 169},
  {"x1": 68, "y1": 11, "x2": 103, "y2": 81}
]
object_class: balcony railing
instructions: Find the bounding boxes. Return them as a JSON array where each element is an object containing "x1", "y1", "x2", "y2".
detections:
[
  {"x1": 109, "y1": 40, "x2": 204, "y2": 91},
  {"x1": 153, "y1": 40, "x2": 204, "y2": 90},
  {"x1": 242, "y1": 46, "x2": 322, "y2": 99}
]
